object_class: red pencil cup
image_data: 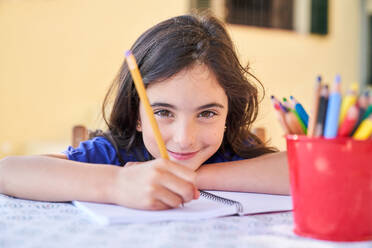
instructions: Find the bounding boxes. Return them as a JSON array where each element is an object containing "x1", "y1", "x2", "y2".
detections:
[{"x1": 286, "y1": 135, "x2": 372, "y2": 241}]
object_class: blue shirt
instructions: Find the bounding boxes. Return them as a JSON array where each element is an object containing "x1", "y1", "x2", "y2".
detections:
[{"x1": 63, "y1": 136, "x2": 244, "y2": 166}]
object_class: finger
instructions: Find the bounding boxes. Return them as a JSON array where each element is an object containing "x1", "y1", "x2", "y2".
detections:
[
  {"x1": 163, "y1": 162, "x2": 200, "y2": 199},
  {"x1": 153, "y1": 185, "x2": 185, "y2": 209},
  {"x1": 146, "y1": 199, "x2": 172, "y2": 210},
  {"x1": 158, "y1": 159, "x2": 197, "y2": 184},
  {"x1": 158, "y1": 170, "x2": 196, "y2": 203}
]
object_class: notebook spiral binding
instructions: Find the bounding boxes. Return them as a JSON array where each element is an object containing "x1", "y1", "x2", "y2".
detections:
[{"x1": 200, "y1": 190, "x2": 244, "y2": 214}]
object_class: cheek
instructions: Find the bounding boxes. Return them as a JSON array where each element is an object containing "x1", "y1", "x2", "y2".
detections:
[
  {"x1": 140, "y1": 121, "x2": 161, "y2": 157},
  {"x1": 201, "y1": 125, "x2": 225, "y2": 146}
]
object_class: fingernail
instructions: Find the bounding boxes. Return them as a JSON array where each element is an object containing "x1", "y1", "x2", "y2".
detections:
[{"x1": 194, "y1": 188, "x2": 200, "y2": 199}]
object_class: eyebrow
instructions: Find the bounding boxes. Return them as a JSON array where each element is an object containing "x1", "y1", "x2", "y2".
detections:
[{"x1": 150, "y1": 102, "x2": 225, "y2": 110}]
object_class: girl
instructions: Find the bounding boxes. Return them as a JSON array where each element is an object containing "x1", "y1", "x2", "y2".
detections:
[{"x1": 0, "y1": 13, "x2": 289, "y2": 210}]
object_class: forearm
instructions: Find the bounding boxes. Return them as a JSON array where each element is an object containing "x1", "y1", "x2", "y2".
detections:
[
  {"x1": 196, "y1": 151, "x2": 290, "y2": 195},
  {"x1": 0, "y1": 155, "x2": 118, "y2": 203}
]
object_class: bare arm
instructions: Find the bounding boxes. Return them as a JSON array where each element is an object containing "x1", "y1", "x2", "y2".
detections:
[
  {"x1": 196, "y1": 151, "x2": 290, "y2": 195},
  {"x1": 0, "y1": 155, "x2": 198, "y2": 210},
  {"x1": 0, "y1": 155, "x2": 119, "y2": 202}
]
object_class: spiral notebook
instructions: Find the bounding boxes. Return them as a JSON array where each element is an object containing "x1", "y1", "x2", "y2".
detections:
[{"x1": 73, "y1": 190, "x2": 292, "y2": 225}]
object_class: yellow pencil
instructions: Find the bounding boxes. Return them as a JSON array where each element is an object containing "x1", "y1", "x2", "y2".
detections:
[
  {"x1": 125, "y1": 50, "x2": 169, "y2": 159},
  {"x1": 338, "y1": 82, "x2": 358, "y2": 125},
  {"x1": 352, "y1": 115, "x2": 372, "y2": 140}
]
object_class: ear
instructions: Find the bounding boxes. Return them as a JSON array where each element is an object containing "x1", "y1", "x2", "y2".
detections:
[{"x1": 136, "y1": 119, "x2": 142, "y2": 132}]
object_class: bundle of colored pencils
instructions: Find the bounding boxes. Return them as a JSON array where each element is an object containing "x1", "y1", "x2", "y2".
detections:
[{"x1": 272, "y1": 75, "x2": 372, "y2": 140}]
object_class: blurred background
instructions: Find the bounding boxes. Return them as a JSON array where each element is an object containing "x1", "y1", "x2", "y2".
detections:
[{"x1": 0, "y1": 0, "x2": 371, "y2": 157}]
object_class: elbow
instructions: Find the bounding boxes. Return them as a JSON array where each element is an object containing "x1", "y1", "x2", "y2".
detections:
[
  {"x1": 0, "y1": 155, "x2": 16, "y2": 167},
  {"x1": 0, "y1": 156, "x2": 17, "y2": 193}
]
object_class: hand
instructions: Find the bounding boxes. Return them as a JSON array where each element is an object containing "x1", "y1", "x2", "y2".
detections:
[{"x1": 110, "y1": 158, "x2": 200, "y2": 210}]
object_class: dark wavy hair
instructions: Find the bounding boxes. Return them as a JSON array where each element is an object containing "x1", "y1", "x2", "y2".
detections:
[{"x1": 93, "y1": 13, "x2": 277, "y2": 164}]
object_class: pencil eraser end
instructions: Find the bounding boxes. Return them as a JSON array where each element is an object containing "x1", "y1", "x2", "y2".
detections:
[{"x1": 125, "y1": 50, "x2": 132, "y2": 57}]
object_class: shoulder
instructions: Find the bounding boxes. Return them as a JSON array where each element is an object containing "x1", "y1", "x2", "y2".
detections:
[{"x1": 62, "y1": 136, "x2": 144, "y2": 165}]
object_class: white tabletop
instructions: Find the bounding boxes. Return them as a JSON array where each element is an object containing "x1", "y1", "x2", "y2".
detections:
[{"x1": 1, "y1": 194, "x2": 371, "y2": 248}]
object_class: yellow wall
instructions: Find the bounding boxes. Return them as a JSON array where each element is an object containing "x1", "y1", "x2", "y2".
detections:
[{"x1": 0, "y1": 0, "x2": 362, "y2": 156}]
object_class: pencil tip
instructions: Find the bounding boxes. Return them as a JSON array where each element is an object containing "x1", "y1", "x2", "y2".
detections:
[
  {"x1": 279, "y1": 102, "x2": 289, "y2": 112},
  {"x1": 290, "y1": 95, "x2": 294, "y2": 100},
  {"x1": 316, "y1": 75, "x2": 322, "y2": 82},
  {"x1": 283, "y1": 97, "x2": 287, "y2": 102},
  {"x1": 271, "y1": 95, "x2": 275, "y2": 99}
]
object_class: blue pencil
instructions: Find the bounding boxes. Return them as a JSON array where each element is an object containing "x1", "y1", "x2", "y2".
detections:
[
  {"x1": 290, "y1": 96, "x2": 309, "y2": 127},
  {"x1": 324, "y1": 75, "x2": 342, "y2": 138}
]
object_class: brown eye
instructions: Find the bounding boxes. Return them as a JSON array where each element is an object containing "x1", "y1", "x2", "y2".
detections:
[
  {"x1": 154, "y1": 109, "x2": 174, "y2": 118},
  {"x1": 198, "y1": 111, "x2": 217, "y2": 118}
]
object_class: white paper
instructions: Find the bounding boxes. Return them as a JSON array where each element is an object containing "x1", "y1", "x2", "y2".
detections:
[
  {"x1": 73, "y1": 190, "x2": 292, "y2": 225},
  {"x1": 209, "y1": 191, "x2": 293, "y2": 215}
]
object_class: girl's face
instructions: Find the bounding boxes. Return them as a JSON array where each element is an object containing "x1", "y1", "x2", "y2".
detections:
[{"x1": 137, "y1": 64, "x2": 228, "y2": 171}]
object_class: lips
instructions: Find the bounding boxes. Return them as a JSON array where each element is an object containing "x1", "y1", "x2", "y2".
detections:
[{"x1": 167, "y1": 150, "x2": 199, "y2": 160}]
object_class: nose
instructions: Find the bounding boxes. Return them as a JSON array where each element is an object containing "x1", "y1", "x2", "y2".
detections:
[{"x1": 172, "y1": 119, "x2": 197, "y2": 150}]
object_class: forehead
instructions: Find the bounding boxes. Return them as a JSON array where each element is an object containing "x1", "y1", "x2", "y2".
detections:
[{"x1": 146, "y1": 64, "x2": 228, "y2": 107}]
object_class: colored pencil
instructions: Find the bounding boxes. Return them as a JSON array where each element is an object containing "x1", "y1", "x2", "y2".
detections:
[
  {"x1": 307, "y1": 76, "x2": 322, "y2": 137},
  {"x1": 283, "y1": 98, "x2": 307, "y2": 134},
  {"x1": 362, "y1": 92, "x2": 372, "y2": 122},
  {"x1": 290, "y1": 95, "x2": 309, "y2": 127},
  {"x1": 362, "y1": 104, "x2": 372, "y2": 123},
  {"x1": 271, "y1": 96, "x2": 291, "y2": 134},
  {"x1": 314, "y1": 84, "x2": 329, "y2": 137},
  {"x1": 272, "y1": 74, "x2": 372, "y2": 140},
  {"x1": 337, "y1": 104, "x2": 359, "y2": 137},
  {"x1": 350, "y1": 91, "x2": 369, "y2": 136},
  {"x1": 360, "y1": 91, "x2": 371, "y2": 122},
  {"x1": 324, "y1": 75, "x2": 342, "y2": 138},
  {"x1": 353, "y1": 114, "x2": 372, "y2": 140},
  {"x1": 282, "y1": 97, "x2": 291, "y2": 109},
  {"x1": 280, "y1": 102, "x2": 305, "y2": 134},
  {"x1": 338, "y1": 82, "x2": 358, "y2": 125}
]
